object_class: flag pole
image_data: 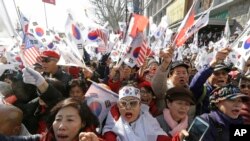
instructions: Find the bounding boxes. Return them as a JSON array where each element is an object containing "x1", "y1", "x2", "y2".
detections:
[
  {"x1": 12, "y1": 0, "x2": 21, "y2": 22},
  {"x1": 43, "y1": 2, "x2": 49, "y2": 28},
  {"x1": 12, "y1": 0, "x2": 25, "y2": 38},
  {"x1": 15, "y1": 7, "x2": 26, "y2": 37},
  {"x1": 0, "y1": 0, "x2": 17, "y2": 37}
]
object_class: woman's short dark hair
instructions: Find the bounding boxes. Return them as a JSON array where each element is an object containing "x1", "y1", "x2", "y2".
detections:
[{"x1": 47, "y1": 98, "x2": 99, "y2": 130}]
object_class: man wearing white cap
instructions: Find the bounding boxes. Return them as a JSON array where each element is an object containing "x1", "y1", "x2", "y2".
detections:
[{"x1": 102, "y1": 86, "x2": 173, "y2": 141}]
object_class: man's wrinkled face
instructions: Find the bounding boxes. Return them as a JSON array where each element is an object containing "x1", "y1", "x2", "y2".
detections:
[
  {"x1": 208, "y1": 70, "x2": 228, "y2": 87},
  {"x1": 118, "y1": 96, "x2": 141, "y2": 123},
  {"x1": 169, "y1": 66, "x2": 189, "y2": 87}
]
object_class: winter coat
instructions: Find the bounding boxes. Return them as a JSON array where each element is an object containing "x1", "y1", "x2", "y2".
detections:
[
  {"x1": 189, "y1": 65, "x2": 215, "y2": 115},
  {"x1": 200, "y1": 110, "x2": 244, "y2": 141}
]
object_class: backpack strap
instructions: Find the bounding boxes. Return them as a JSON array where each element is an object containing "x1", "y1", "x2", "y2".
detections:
[
  {"x1": 196, "y1": 85, "x2": 207, "y2": 115},
  {"x1": 197, "y1": 84, "x2": 207, "y2": 105},
  {"x1": 208, "y1": 114, "x2": 223, "y2": 141}
]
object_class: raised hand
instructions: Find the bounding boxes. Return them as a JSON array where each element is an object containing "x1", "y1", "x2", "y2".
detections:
[
  {"x1": 160, "y1": 44, "x2": 175, "y2": 71},
  {"x1": 22, "y1": 67, "x2": 45, "y2": 87},
  {"x1": 210, "y1": 47, "x2": 231, "y2": 67},
  {"x1": 79, "y1": 132, "x2": 99, "y2": 141}
]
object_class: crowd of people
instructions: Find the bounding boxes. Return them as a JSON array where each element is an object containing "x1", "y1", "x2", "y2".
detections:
[{"x1": 0, "y1": 40, "x2": 250, "y2": 141}]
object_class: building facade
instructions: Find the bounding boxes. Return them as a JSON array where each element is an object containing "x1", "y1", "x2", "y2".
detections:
[{"x1": 143, "y1": 0, "x2": 250, "y2": 33}]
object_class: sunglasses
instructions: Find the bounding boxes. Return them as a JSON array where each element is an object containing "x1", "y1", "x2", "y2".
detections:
[
  {"x1": 240, "y1": 84, "x2": 250, "y2": 89},
  {"x1": 118, "y1": 99, "x2": 140, "y2": 109},
  {"x1": 41, "y1": 57, "x2": 57, "y2": 63}
]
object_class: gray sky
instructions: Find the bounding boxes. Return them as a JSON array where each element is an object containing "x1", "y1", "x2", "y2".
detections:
[{"x1": 3, "y1": 0, "x2": 95, "y2": 32}]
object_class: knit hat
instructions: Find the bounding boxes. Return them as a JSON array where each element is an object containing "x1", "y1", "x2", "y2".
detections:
[
  {"x1": 41, "y1": 50, "x2": 60, "y2": 59},
  {"x1": 210, "y1": 84, "x2": 250, "y2": 103},
  {"x1": 165, "y1": 86, "x2": 195, "y2": 105},
  {"x1": 119, "y1": 86, "x2": 140, "y2": 100}
]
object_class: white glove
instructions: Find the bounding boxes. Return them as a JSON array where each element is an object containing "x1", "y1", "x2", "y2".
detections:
[{"x1": 22, "y1": 67, "x2": 45, "y2": 87}]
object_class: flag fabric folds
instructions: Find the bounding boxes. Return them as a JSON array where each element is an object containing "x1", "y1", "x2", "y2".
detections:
[
  {"x1": 85, "y1": 82, "x2": 118, "y2": 126},
  {"x1": 96, "y1": 28, "x2": 108, "y2": 47},
  {"x1": 65, "y1": 14, "x2": 83, "y2": 46},
  {"x1": 28, "y1": 21, "x2": 54, "y2": 46},
  {"x1": 174, "y1": 0, "x2": 197, "y2": 47},
  {"x1": 42, "y1": 0, "x2": 56, "y2": 5},
  {"x1": 21, "y1": 35, "x2": 41, "y2": 67},
  {"x1": 128, "y1": 14, "x2": 149, "y2": 38},
  {"x1": 137, "y1": 39, "x2": 152, "y2": 66},
  {"x1": 232, "y1": 25, "x2": 250, "y2": 61},
  {"x1": 19, "y1": 11, "x2": 29, "y2": 33},
  {"x1": 174, "y1": 0, "x2": 211, "y2": 47}
]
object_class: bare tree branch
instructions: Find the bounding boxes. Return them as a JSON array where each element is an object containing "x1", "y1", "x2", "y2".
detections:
[{"x1": 89, "y1": 0, "x2": 126, "y2": 32}]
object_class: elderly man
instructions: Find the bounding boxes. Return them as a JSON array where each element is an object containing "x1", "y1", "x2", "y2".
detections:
[
  {"x1": 0, "y1": 104, "x2": 30, "y2": 136},
  {"x1": 40, "y1": 50, "x2": 72, "y2": 96},
  {"x1": 151, "y1": 45, "x2": 231, "y2": 115},
  {"x1": 189, "y1": 47, "x2": 231, "y2": 115}
]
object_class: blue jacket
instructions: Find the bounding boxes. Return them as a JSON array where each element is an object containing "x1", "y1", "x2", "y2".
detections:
[
  {"x1": 189, "y1": 65, "x2": 214, "y2": 115},
  {"x1": 200, "y1": 110, "x2": 244, "y2": 141}
]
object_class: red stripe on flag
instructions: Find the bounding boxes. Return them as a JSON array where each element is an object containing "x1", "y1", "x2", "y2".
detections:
[
  {"x1": 174, "y1": 0, "x2": 198, "y2": 47},
  {"x1": 42, "y1": 0, "x2": 56, "y2": 5},
  {"x1": 97, "y1": 45, "x2": 107, "y2": 53},
  {"x1": 96, "y1": 29, "x2": 108, "y2": 46},
  {"x1": 137, "y1": 39, "x2": 150, "y2": 66},
  {"x1": 23, "y1": 47, "x2": 41, "y2": 66}
]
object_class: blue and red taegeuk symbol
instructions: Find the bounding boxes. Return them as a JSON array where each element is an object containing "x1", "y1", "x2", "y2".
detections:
[
  {"x1": 132, "y1": 47, "x2": 141, "y2": 58},
  {"x1": 47, "y1": 42, "x2": 54, "y2": 49},
  {"x1": 88, "y1": 30, "x2": 98, "y2": 40},
  {"x1": 71, "y1": 24, "x2": 81, "y2": 40},
  {"x1": 244, "y1": 37, "x2": 250, "y2": 49},
  {"x1": 89, "y1": 101, "x2": 102, "y2": 117},
  {"x1": 35, "y1": 27, "x2": 44, "y2": 37}
]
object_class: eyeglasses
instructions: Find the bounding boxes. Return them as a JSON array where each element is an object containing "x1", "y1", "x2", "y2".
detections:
[
  {"x1": 118, "y1": 99, "x2": 140, "y2": 109},
  {"x1": 41, "y1": 57, "x2": 57, "y2": 63},
  {"x1": 240, "y1": 84, "x2": 250, "y2": 89}
]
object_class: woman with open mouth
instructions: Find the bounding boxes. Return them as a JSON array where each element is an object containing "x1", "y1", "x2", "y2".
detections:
[
  {"x1": 102, "y1": 85, "x2": 187, "y2": 141},
  {"x1": 41, "y1": 98, "x2": 101, "y2": 141},
  {"x1": 200, "y1": 84, "x2": 250, "y2": 141}
]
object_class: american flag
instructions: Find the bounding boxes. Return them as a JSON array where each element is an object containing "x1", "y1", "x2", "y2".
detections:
[
  {"x1": 136, "y1": 39, "x2": 151, "y2": 66},
  {"x1": 96, "y1": 28, "x2": 108, "y2": 46},
  {"x1": 21, "y1": 35, "x2": 41, "y2": 67},
  {"x1": 97, "y1": 44, "x2": 107, "y2": 54},
  {"x1": 19, "y1": 11, "x2": 29, "y2": 33}
]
